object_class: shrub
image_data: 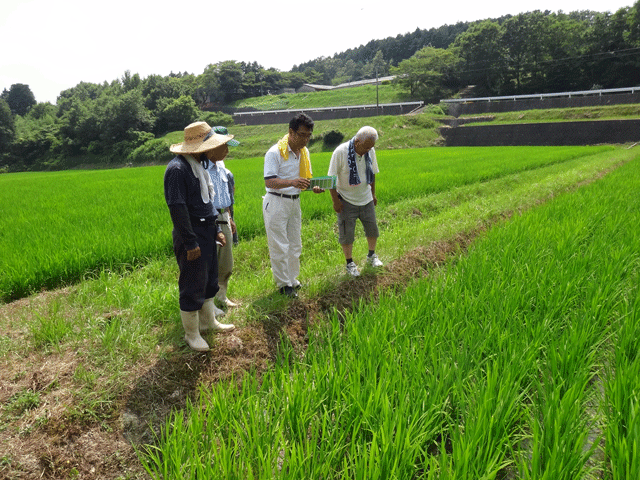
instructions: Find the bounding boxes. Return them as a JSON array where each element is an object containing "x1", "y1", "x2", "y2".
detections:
[
  {"x1": 405, "y1": 114, "x2": 438, "y2": 129},
  {"x1": 154, "y1": 96, "x2": 200, "y2": 135},
  {"x1": 323, "y1": 130, "x2": 345, "y2": 149},
  {"x1": 200, "y1": 111, "x2": 234, "y2": 127},
  {"x1": 107, "y1": 130, "x2": 154, "y2": 164},
  {"x1": 423, "y1": 104, "x2": 447, "y2": 116},
  {"x1": 128, "y1": 138, "x2": 172, "y2": 164}
]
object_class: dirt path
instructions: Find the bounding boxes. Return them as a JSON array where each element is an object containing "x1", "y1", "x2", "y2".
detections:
[{"x1": 0, "y1": 229, "x2": 480, "y2": 480}]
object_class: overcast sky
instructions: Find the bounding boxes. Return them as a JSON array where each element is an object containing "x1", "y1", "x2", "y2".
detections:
[{"x1": 1, "y1": 0, "x2": 634, "y2": 104}]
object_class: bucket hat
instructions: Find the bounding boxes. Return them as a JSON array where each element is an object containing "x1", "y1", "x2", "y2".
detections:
[{"x1": 170, "y1": 122, "x2": 238, "y2": 154}]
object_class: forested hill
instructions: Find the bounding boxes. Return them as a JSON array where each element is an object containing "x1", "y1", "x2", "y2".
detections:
[
  {"x1": 292, "y1": 21, "x2": 471, "y2": 82},
  {"x1": 1, "y1": 3, "x2": 639, "y2": 172}
]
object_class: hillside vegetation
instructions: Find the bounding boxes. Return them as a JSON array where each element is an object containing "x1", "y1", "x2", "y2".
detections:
[
  {"x1": 4, "y1": 3, "x2": 639, "y2": 172},
  {"x1": 232, "y1": 83, "x2": 416, "y2": 111}
]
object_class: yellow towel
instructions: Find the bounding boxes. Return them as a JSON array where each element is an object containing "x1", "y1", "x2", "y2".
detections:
[{"x1": 277, "y1": 134, "x2": 312, "y2": 179}]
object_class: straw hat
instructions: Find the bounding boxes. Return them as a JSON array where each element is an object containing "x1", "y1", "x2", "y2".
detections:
[{"x1": 170, "y1": 122, "x2": 239, "y2": 155}]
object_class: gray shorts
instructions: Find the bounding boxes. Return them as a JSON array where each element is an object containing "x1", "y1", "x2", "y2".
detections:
[{"x1": 337, "y1": 199, "x2": 379, "y2": 244}]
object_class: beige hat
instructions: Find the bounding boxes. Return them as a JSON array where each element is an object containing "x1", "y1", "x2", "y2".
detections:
[{"x1": 169, "y1": 121, "x2": 236, "y2": 155}]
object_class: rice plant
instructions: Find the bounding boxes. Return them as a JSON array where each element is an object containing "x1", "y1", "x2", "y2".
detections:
[
  {"x1": 140, "y1": 153, "x2": 640, "y2": 478},
  {"x1": 0, "y1": 145, "x2": 614, "y2": 302}
]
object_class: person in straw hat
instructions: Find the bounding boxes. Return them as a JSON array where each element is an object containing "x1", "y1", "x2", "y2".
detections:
[{"x1": 164, "y1": 121, "x2": 237, "y2": 351}]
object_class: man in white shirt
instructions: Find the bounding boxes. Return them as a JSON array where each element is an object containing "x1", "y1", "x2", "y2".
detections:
[
  {"x1": 263, "y1": 113, "x2": 323, "y2": 297},
  {"x1": 328, "y1": 126, "x2": 382, "y2": 277}
]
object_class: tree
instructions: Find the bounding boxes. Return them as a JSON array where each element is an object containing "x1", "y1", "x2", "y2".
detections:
[
  {"x1": 452, "y1": 20, "x2": 507, "y2": 96},
  {"x1": 9, "y1": 114, "x2": 59, "y2": 170},
  {"x1": 542, "y1": 12, "x2": 588, "y2": 92},
  {"x1": 261, "y1": 68, "x2": 286, "y2": 94},
  {"x1": 57, "y1": 98, "x2": 100, "y2": 156},
  {"x1": 1, "y1": 84, "x2": 37, "y2": 116},
  {"x1": 121, "y1": 70, "x2": 142, "y2": 92},
  {"x1": 142, "y1": 74, "x2": 193, "y2": 111},
  {"x1": 0, "y1": 99, "x2": 15, "y2": 153},
  {"x1": 197, "y1": 63, "x2": 222, "y2": 105},
  {"x1": 216, "y1": 61, "x2": 246, "y2": 103},
  {"x1": 154, "y1": 95, "x2": 200, "y2": 135},
  {"x1": 282, "y1": 71, "x2": 308, "y2": 91},
  {"x1": 101, "y1": 89, "x2": 153, "y2": 145},
  {"x1": 627, "y1": 0, "x2": 640, "y2": 46},
  {"x1": 27, "y1": 102, "x2": 58, "y2": 121},
  {"x1": 497, "y1": 11, "x2": 554, "y2": 94},
  {"x1": 391, "y1": 47, "x2": 461, "y2": 101}
]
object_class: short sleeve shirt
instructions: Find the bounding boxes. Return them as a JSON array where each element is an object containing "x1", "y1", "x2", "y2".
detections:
[
  {"x1": 264, "y1": 143, "x2": 311, "y2": 196},
  {"x1": 328, "y1": 141, "x2": 379, "y2": 206}
]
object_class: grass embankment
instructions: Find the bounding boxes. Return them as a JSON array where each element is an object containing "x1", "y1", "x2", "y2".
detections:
[
  {"x1": 1, "y1": 145, "x2": 638, "y2": 479},
  {"x1": 460, "y1": 103, "x2": 640, "y2": 125},
  {"x1": 162, "y1": 111, "x2": 444, "y2": 161}
]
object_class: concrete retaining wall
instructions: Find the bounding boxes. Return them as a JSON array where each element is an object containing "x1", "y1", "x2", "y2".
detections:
[
  {"x1": 447, "y1": 92, "x2": 640, "y2": 117},
  {"x1": 232, "y1": 103, "x2": 422, "y2": 126},
  {"x1": 440, "y1": 120, "x2": 640, "y2": 146}
]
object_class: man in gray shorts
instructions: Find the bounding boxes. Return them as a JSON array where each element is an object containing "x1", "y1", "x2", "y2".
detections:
[{"x1": 328, "y1": 126, "x2": 383, "y2": 277}]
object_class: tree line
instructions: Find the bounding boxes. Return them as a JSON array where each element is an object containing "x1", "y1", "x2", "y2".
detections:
[{"x1": 1, "y1": 3, "x2": 638, "y2": 172}]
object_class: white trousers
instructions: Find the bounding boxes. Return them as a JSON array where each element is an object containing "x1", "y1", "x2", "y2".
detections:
[{"x1": 263, "y1": 194, "x2": 302, "y2": 288}]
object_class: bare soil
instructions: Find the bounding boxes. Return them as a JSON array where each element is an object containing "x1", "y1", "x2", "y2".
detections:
[{"x1": 0, "y1": 231, "x2": 480, "y2": 480}]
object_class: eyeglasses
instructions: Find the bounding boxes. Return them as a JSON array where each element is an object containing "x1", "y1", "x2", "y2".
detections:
[{"x1": 295, "y1": 131, "x2": 313, "y2": 139}]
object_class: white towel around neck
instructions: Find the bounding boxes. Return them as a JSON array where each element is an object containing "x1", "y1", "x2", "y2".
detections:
[{"x1": 185, "y1": 155, "x2": 216, "y2": 204}]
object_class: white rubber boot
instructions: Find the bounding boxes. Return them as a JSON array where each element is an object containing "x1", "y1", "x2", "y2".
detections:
[
  {"x1": 213, "y1": 302, "x2": 226, "y2": 317},
  {"x1": 199, "y1": 298, "x2": 235, "y2": 333},
  {"x1": 215, "y1": 285, "x2": 238, "y2": 308},
  {"x1": 180, "y1": 310, "x2": 210, "y2": 351}
]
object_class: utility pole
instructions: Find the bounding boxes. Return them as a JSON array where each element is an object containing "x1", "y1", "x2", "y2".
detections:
[{"x1": 376, "y1": 67, "x2": 379, "y2": 116}]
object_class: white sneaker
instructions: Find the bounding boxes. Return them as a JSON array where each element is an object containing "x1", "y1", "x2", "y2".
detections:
[
  {"x1": 346, "y1": 261, "x2": 360, "y2": 277},
  {"x1": 367, "y1": 253, "x2": 383, "y2": 267}
]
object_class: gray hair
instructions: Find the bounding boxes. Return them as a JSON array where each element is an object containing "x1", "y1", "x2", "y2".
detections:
[{"x1": 354, "y1": 126, "x2": 378, "y2": 143}]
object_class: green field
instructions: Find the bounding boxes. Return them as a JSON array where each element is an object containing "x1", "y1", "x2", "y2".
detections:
[
  {"x1": 144, "y1": 155, "x2": 640, "y2": 479},
  {"x1": 0, "y1": 145, "x2": 615, "y2": 302},
  {"x1": 1, "y1": 144, "x2": 639, "y2": 479}
]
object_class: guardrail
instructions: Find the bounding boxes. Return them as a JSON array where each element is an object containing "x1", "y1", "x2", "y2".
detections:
[
  {"x1": 234, "y1": 101, "x2": 424, "y2": 116},
  {"x1": 440, "y1": 87, "x2": 640, "y2": 104}
]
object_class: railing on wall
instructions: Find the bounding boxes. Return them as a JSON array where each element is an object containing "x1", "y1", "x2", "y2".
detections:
[
  {"x1": 440, "y1": 87, "x2": 640, "y2": 104},
  {"x1": 233, "y1": 102, "x2": 424, "y2": 117}
]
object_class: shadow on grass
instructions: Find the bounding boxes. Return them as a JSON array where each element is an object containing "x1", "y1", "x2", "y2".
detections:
[{"x1": 122, "y1": 233, "x2": 473, "y2": 450}]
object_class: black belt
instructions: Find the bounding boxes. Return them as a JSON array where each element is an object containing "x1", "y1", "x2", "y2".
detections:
[
  {"x1": 269, "y1": 191, "x2": 299, "y2": 200},
  {"x1": 191, "y1": 216, "x2": 216, "y2": 225}
]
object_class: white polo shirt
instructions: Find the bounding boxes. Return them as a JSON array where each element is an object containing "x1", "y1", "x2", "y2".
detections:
[
  {"x1": 264, "y1": 143, "x2": 311, "y2": 196},
  {"x1": 328, "y1": 141, "x2": 379, "y2": 206}
]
